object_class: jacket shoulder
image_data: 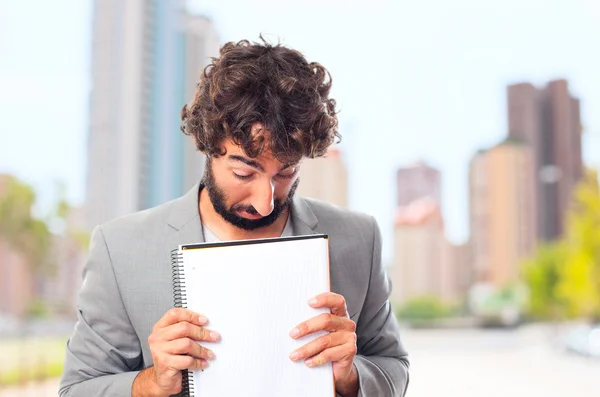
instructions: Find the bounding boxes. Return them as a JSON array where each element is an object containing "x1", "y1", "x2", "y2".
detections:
[
  {"x1": 95, "y1": 196, "x2": 182, "y2": 240},
  {"x1": 301, "y1": 197, "x2": 377, "y2": 233}
]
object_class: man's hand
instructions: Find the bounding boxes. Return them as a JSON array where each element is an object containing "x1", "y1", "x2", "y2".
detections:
[
  {"x1": 289, "y1": 292, "x2": 359, "y2": 397},
  {"x1": 132, "y1": 308, "x2": 221, "y2": 397}
]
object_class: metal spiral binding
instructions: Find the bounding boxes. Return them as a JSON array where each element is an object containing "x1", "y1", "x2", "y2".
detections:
[
  {"x1": 171, "y1": 249, "x2": 195, "y2": 397},
  {"x1": 172, "y1": 249, "x2": 187, "y2": 309}
]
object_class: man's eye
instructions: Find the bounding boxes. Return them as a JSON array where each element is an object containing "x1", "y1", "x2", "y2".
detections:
[
  {"x1": 277, "y1": 169, "x2": 298, "y2": 179},
  {"x1": 233, "y1": 172, "x2": 253, "y2": 180}
]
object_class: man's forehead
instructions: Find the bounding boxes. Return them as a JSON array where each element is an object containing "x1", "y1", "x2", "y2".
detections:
[{"x1": 223, "y1": 140, "x2": 300, "y2": 169}]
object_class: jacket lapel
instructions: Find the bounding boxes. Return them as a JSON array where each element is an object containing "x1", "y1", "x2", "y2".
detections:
[
  {"x1": 290, "y1": 194, "x2": 319, "y2": 237},
  {"x1": 165, "y1": 183, "x2": 205, "y2": 248}
]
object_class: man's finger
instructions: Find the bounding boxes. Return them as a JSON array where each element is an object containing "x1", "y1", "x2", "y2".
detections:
[
  {"x1": 290, "y1": 313, "x2": 355, "y2": 339},
  {"x1": 161, "y1": 321, "x2": 221, "y2": 342},
  {"x1": 289, "y1": 331, "x2": 351, "y2": 362},
  {"x1": 166, "y1": 338, "x2": 216, "y2": 361},
  {"x1": 305, "y1": 343, "x2": 356, "y2": 368},
  {"x1": 164, "y1": 355, "x2": 209, "y2": 371},
  {"x1": 308, "y1": 292, "x2": 348, "y2": 317},
  {"x1": 154, "y1": 308, "x2": 208, "y2": 330}
]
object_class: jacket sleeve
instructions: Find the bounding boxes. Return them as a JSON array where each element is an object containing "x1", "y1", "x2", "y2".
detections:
[{"x1": 348, "y1": 216, "x2": 410, "y2": 397}]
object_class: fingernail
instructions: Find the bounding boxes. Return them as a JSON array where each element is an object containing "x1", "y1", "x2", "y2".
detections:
[
  {"x1": 198, "y1": 316, "x2": 208, "y2": 325},
  {"x1": 207, "y1": 350, "x2": 215, "y2": 359},
  {"x1": 305, "y1": 358, "x2": 313, "y2": 366},
  {"x1": 290, "y1": 328, "x2": 300, "y2": 338},
  {"x1": 289, "y1": 351, "x2": 299, "y2": 361},
  {"x1": 210, "y1": 331, "x2": 220, "y2": 341},
  {"x1": 308, "y1": 298, "x2": 318, "y2": 306},
  {"x1": 201, "y1": 360, "x2": 209, "y2": 368}
]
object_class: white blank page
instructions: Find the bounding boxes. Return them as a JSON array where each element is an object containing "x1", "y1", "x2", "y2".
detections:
[{"x1": 180, "y1": 236, "x2": 334, "y2": 397}]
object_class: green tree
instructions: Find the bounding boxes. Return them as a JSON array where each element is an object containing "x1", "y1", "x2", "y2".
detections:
[
  {"x1": 523, "y1": 169, "x2": 600, "y2": 321},
  {"x1": 395, "y1": 296, "x2": 453, "y2": 322},
  {"x1": 522, "y1": 242, "x2": 567, "y2": 319},
  {"x1": 557, "y1": 169, "x2": 600, "y2": 321},
  {"x1": 0, "y1": 176, "x2": 51, "y2": 271}
]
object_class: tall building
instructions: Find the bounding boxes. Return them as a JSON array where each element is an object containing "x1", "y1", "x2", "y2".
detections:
[
  {"x1": 396, "y1": 161, "x2": 441, "y2": 207},
  {"x1": 392, "y1": 161, "x2": 470, "y2": 304},
  {"x1": 469, "y1": 140, "x2": 537, "y2": 287},
  {"x1": 85, "y1": 0, "x2": 219, "y2": 229},
  {"x1": 391, "y1": 198, "x2": 466, "y2": 304},
  {"x1": 391, "y1": 198, "x2": 444, "y2": 305},
  {"x1": 507, "y1": 79, "x2": 582, "y2": 241},
  {"x1": 390, "y1": 197, "x2": 469, "y2": 305},
  {"x1": 440, "y1": 241, "x2": 471, "y2": 304},
  {"x1": 297, "y1": 148, "x2": 348, "y2": 207}
]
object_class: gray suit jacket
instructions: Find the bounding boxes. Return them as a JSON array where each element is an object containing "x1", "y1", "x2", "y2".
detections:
[{"x1": 59, "y1": 184, "x2": 409, "y2": 396}]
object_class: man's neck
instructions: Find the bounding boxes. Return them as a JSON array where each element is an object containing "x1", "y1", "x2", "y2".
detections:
[{"x1": 198, "y1": 188, "x2": 290, "y2": 241}]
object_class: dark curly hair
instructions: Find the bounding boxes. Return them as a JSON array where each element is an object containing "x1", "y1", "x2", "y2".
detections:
[{"x1": 180, "y1": 37, "x2": 340, "y2": 164}]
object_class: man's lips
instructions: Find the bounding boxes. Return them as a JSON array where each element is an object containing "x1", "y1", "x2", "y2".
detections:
[{"x1": 237, "y1": 209, "x2": 263, "y2": 220}]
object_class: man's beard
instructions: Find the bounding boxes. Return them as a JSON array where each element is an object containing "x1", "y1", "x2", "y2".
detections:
[{"x1": 202, "y1": 159, "x2": 299, "y2": 231}]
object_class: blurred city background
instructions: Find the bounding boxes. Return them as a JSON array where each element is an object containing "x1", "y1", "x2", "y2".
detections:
[{"x1": 1, "y1": 0, "x2": 600, "y2": 396}]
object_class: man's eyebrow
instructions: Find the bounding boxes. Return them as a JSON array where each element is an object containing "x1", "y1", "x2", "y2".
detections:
[
  {"x1": 228, "y1": 155, "x2": 265, "y2": 172},
  {"x1": 280, "y1": 162, "x2": 299, "y2": 171},
  {"x1": 229, "y1": 155, "x2": 299, "y2": 173}
]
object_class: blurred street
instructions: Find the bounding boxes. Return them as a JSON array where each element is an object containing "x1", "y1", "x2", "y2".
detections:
[
  {"x1": 0, "y1": 380, "x2": 58, "y2": 397},
  {"x1": 403, "y1": 324, "x2": 600, "y2": 397},
  {"x1": 2, "y1": 323, "x2": 599, "y2": 397}
]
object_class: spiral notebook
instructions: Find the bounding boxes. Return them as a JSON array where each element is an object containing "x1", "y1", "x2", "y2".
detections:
[{"x1": 171, "y1": 234, "x2": 335, "y2": 397}]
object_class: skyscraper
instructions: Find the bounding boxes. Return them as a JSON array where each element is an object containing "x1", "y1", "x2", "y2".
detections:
[
  {"x1": 391, "y1": 197, "x2": 468, "y2": 305},
  {"x1": 396, "y1": 161, "x2": 441, "y2": 207},
  {"x1": 391, "y1": 198, "x2": 443, "y2": 304},
  {"x1": 507, "y1": 79, "x2": 582, "y2": 241},
  {"x1": 85, "y1": 0, "x2": 219, "y2": 229},
  {"x1": 469, "y1": 141, "x2": 537, "y2": 287},
  {"x1": 297, "y1": 148, "x2": 348, "y2": 207},
  {"x1": 391, "y1": 161, "x2": 472, "y2": 305}
]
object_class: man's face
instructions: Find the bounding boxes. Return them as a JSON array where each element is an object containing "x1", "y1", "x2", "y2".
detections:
[{"x1": 203, "y1": 137, "x2": 301, "y2": 231}]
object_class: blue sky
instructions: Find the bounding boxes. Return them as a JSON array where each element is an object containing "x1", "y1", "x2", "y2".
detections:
[{"x1": 1, "y1": 0, "x2": 599, "y2": 261}]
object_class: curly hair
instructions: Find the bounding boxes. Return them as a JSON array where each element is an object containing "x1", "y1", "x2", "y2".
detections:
[{"x1": 180, "y1": 37, "x2": 340, "y2": 164}]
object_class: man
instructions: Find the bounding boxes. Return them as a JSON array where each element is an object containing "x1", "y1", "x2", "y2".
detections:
[{"x1": 60, "y1": 38, "x2": 409, "y2": 397}]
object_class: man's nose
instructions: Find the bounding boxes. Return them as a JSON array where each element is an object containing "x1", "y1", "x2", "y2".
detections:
[{"x1": 252, "y1": 179, "x2": 275, "y2": 216}]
